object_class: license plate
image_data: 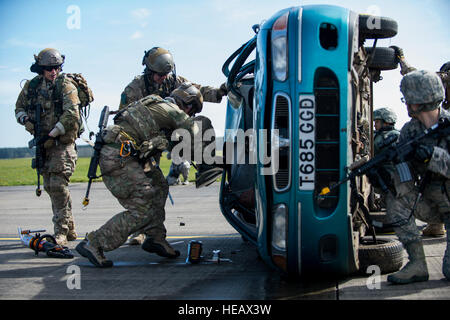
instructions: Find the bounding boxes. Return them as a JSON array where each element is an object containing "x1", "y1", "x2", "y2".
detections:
[{"x1": 299, "y1": 95, "x2": 315, "y2": 190}]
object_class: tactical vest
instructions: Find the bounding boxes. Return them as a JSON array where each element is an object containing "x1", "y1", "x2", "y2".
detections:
[
  {"x1": 113, "y1": 95, "x2": 166, "y2": 146},
  {"x1": 143, "y1": 73, "x2": 177, "y2": 99},
  {"x1": 26, "y1": 73, "x2": 93, "y2": 137}
]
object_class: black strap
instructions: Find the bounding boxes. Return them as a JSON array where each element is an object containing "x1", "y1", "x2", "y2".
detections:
[
  {"x1": 26, "y1": 77, "x2": 42, "y2": 113},
  {"x1": 143, "y1": 73, "x2": 151, "y2": 96},
  {"x1": 33, "y1": 233, "x2": 56, "y2": 256},
  {"x1": 53, "y1": 75, "x2": 64, "y2": 118}
]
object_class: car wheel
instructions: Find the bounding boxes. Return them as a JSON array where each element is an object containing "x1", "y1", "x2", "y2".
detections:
[
  {"x1": 365, "y1": 47, "x2": 398, "y2": 71},
  {"x1": 359, "y1": 15, "x2": 398, "y2": 39},
  {"x1": 358, "y1": 237, "x2": 404, "y2": 274}
]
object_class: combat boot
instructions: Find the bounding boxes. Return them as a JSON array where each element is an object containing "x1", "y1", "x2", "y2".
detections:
[
  {"x1": 128, "y1": 233, "x2": 146, "y2": 245},
  {"x1": 142, "y1": 236, "x2": 180, "y2": 258},
  {"x1": 76, "y1": 236, "x2": 113, "y2": 268},
  {"x1": 387, "y1": 240, "x2": 429, "y2": 284},
  {"x1": 67, "y1": 230, "x2": 78, "y2": 241},
  {"x1": 54, "y1": 234, "x2": 68, "y2": 246},
  {"x1": 67, "y1": 221, "x2": 77, "y2": 241},
  {"x1": 422, "y1": 223, "x2": 445, "y2": 237}
]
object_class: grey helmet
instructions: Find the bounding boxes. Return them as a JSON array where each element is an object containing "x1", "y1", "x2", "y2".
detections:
[
  {"x1": 440, "y1": 61, "x2": 450, "y2": 72},
  {"x1": 373, "y1": 107, "x2": 397, "y2": 124},
  {"x1": 170, "y1": 82, "x2": 203, "y2": 115},
  {"x1": 34, "y1": 48, "x2": 65, "y2": 67},
  {"x1": 400, "y1": 69, "x2": 444, "y2": 111},
  {"x1": 30, "y1": 48, "x2": 65, "y2": 74},
  {"x1": 142, "y1": 47, "x2": 174, "y2": 74}
]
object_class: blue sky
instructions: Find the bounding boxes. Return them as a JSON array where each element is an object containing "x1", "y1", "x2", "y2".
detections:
[{"x1": 0, "y1": 0, "x2": 449, "y2": 148}]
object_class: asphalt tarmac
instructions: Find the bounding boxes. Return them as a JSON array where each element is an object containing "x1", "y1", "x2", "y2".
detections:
[{"x1": 0, "y1": 182, "x2": 449, "y2": 303}]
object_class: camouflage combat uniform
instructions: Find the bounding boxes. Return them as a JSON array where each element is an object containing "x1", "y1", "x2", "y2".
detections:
[
  {"x1": 371, "y1": 127, "x2": 400, "y2": 209},
  {"x1": 394, "y1": 50, "x2": 449, "y2": 236},
  {"x1": 369, "y1": 108, "x2": 400, "y2": 210},
  {"x1": 373, "y1": 126, "x2": 400, "y2": 155},
  {"x1": 386, "y1": 108, "x2": 450, "y2": 243},
  {"x1": 86, "y1": 95, "x2": 211, "y2": 252},
  {"x1": 119, "y1": 74, "x2": 224, "y2": 110},
  {"x1": 15, "y1": 74, "x2": 80, "y2": 239}
]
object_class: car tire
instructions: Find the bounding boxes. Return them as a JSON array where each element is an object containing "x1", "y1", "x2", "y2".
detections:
[
  {"x1": 358, "y1": 237, "x2": 404, "y2": 275},
  {"x1": 359, "y1": 15, "x2": 398, "y2": 39},
  {"x1": 365, "y1": 47, "x2": 398, "y2": 71}
]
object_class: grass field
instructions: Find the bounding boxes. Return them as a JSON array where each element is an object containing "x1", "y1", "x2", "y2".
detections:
[{"x1": 0, "y1": 156, "x2": 196, "y2": 186}]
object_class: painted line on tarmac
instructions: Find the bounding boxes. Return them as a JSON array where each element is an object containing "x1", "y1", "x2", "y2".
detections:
[{"x1": 0, "y1": 234, "x2": 241, "y2": 241}]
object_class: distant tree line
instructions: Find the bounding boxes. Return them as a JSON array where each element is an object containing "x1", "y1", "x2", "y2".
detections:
[
  {"x1": 0, "y1": 145, "x2": 94, "y2": 159},
  {"x1": 1, "y1": 137, "x2": 224, "y2": 159}
]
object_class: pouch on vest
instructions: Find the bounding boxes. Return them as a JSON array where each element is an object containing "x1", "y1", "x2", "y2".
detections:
[{"x1": 55, "y1": 73, "x2": 94, "y2": 137}]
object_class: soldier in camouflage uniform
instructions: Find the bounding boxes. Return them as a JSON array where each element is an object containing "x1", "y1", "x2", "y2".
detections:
[
  {"x1": 373, "y1": 107, "x2": 400, "y2": 154},
  {"x1": 385, "y1": 70, "x2": 450, "y2": 284},
  {"x1": 122, "y1": 47, "x2": 226, "y2": 245},
  {"x1": 391, "y1": 46, "x2": 449, "y2": 236},
  {"x1": 118, "y1": 47, "x2": 227, "y2": 110},
  {"x1": 15, "y1": 48, "x2": 81, "y2": 246},
  {"x1": 370, "y1": 108, "x2": 400, "y2": 209},
  {"x1": 76, "y1": 83, "x2": 215, "y2": 267}
]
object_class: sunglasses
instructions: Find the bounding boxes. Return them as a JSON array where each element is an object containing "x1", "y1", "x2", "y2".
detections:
[
  {"x1": 155, "y1": 71, "x2": 170, "y2": 77},
  {"x1": 42, "y1": 65, "x2": 61, "y2": 72}
]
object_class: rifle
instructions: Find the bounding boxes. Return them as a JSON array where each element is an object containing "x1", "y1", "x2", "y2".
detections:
[
  {"x1": 82, "y1": 105, "x2": 110, "y2": 207},
  {"x1": 149, "y1": 156, "x2": 174, "y2": 205},
  {"x1": 319, "y1": 118, "x2": 450, "y2": 197},
  {"x1": 28, "y1": 104, "x2": 51, "y2": 197}
]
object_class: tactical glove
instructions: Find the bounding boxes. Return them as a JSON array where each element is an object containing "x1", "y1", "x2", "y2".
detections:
[
  {"x1": 389, "y1": 45, "x2": 404, "y2": 63},
  {"x1": 139, "y1": 136, "x2": 169, "y2": 160},
  {"x1": 219, "y1": 82, "x2": 228, "y2": 96},
  {"x1": 24, "y1": 120, "x2": 34, "y2": 135},
  {"x1": 366, "y1": 169, "x2": 381, "y2": 189},
  {"x1": 49, "y1": 122, "x2": 65, "y2": 137},
  {"x1": 414, "y1": 144, "x2": 434, "y2": 163},
  {"x1": 216, "y1": 82, "x2": 228, "y2": 101},
  {"x1": 368, "y1": 166, "x2": 394, "y2": 193}
]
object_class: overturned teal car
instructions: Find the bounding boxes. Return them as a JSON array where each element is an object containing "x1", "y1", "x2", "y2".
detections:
[{"x1": 218, "y1": 5, "x2": 403, "y2": 277}]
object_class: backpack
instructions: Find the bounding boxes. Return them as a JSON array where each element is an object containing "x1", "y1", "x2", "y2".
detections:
[
  {"x1": 56, "y1": 73, "x2": 94, "y2": 136},
  {"x1": 61, "y1": 73, "x2": 94, "y2": 110}
]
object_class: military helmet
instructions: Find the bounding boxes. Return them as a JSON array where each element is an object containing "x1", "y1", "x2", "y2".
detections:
[
  {"x1": 400, "y1": 70, "x2": 444, "y2": 110},
  {"x1": 440, "y1": 61, "x2": 450, "y2": 73},
  {"x1": 34, "y1": 48, "x2": 65, "y2": 67},
  {"x1": 373, "y1": 107, "x2": 397, "y2": 124},
  {"x1": 170, "y1": 82, "x2": 203, "y2": 115},
  {"x1": 142, "y1": 47, "x2": 174, "y2": 74}
]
